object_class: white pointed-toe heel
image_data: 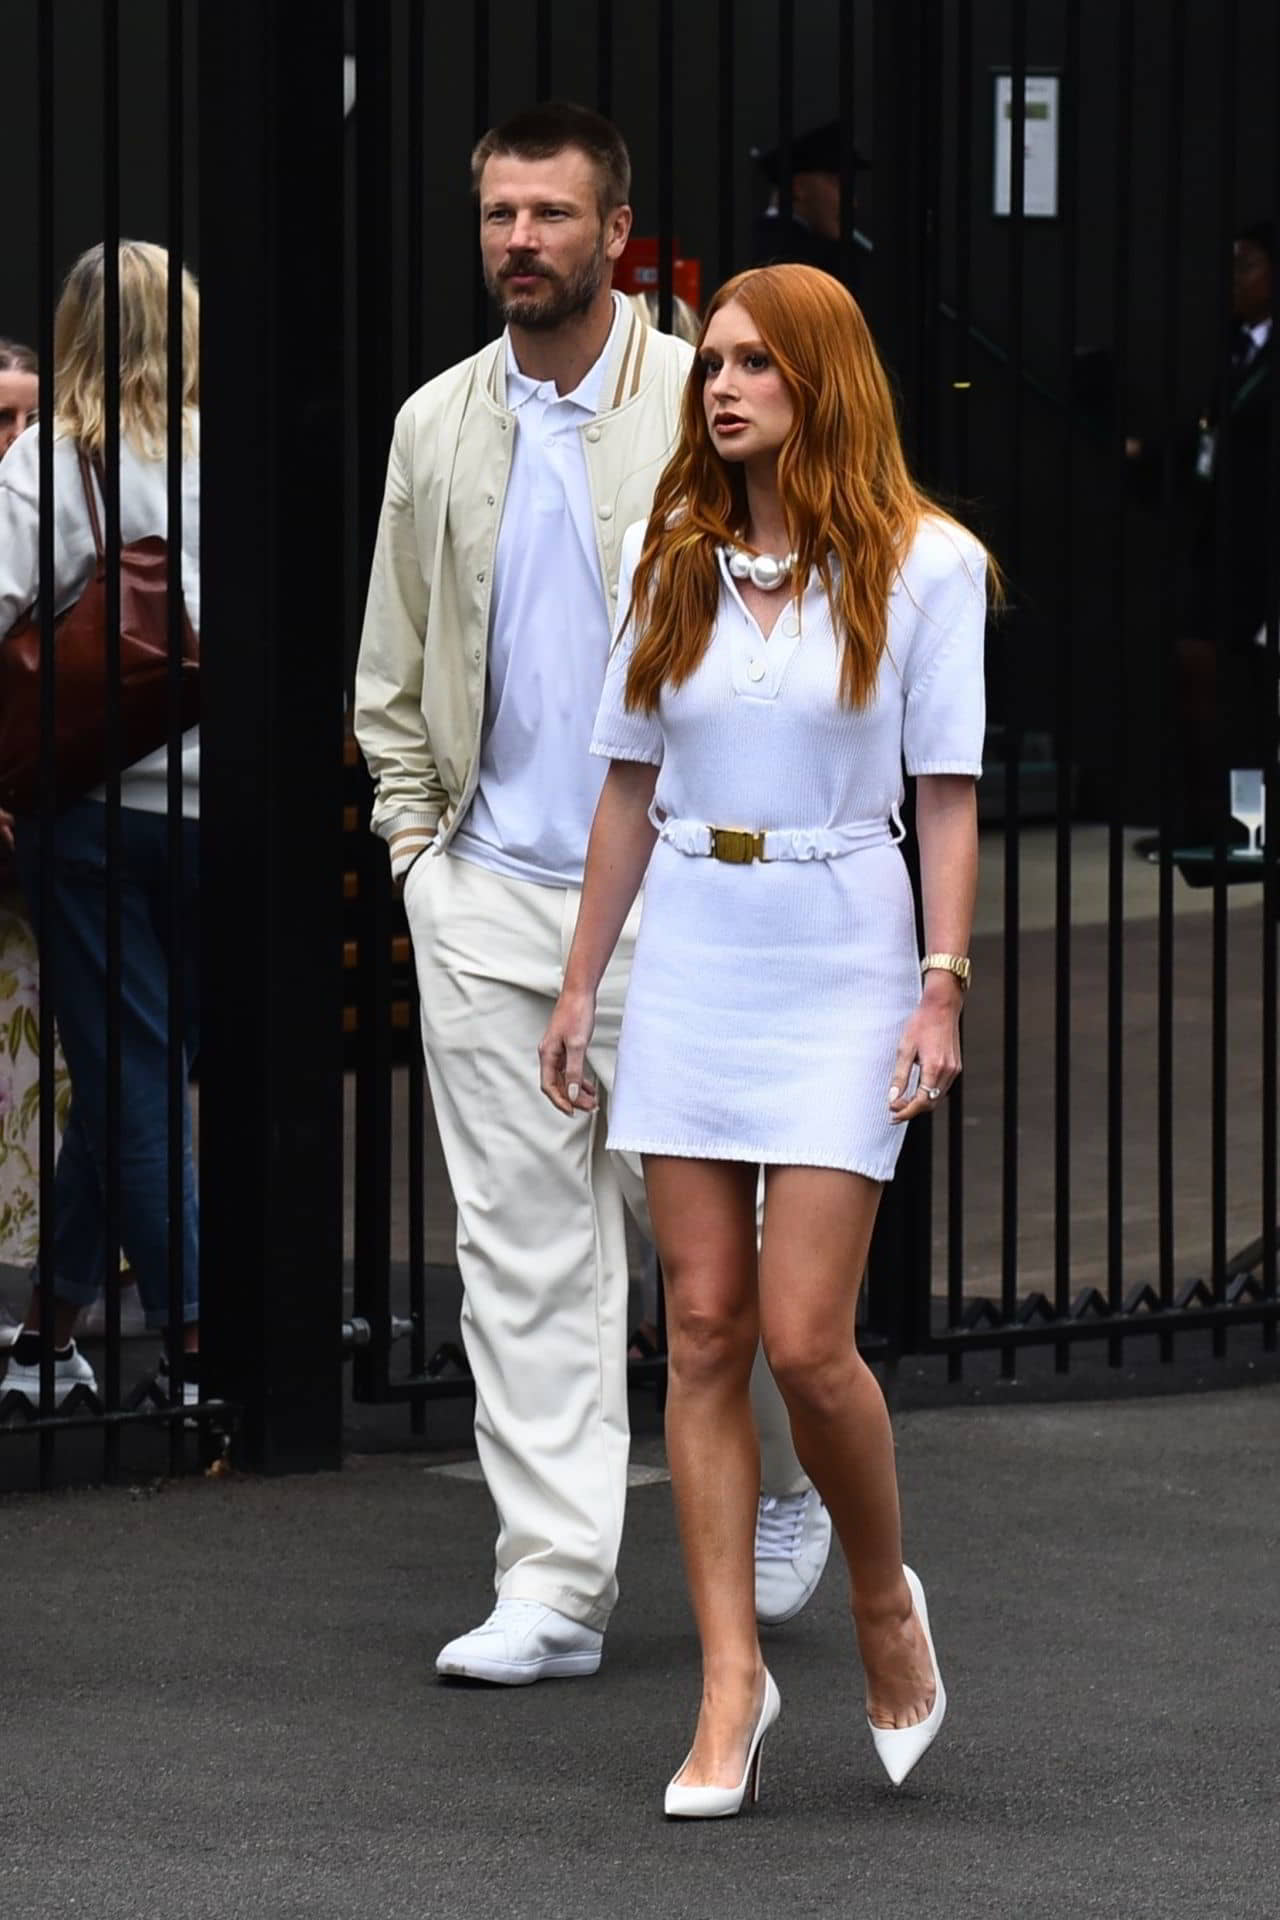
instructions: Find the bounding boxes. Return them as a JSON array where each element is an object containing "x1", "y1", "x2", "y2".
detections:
[
  {"x1": 664, "y1": 1669, "x2": 781, "y2": 1820},
  {"x1": 867, "y1": 1566, "x2": 947, "y2": 1787}
]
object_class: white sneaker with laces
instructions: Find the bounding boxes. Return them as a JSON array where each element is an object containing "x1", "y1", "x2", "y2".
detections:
[
  {"x1": 2, "y1": 1340, "x2": 100, "y2": 1408},
  {"x1": 435, "y1": 1598, "x2": 603, "y2": 1685},
  {"x1": 755, "y1": 1488, "x2": 833, "y2": 1625}
]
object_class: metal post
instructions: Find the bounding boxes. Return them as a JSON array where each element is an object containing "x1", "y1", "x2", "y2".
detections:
[
  {"x1": 198, "y1": 0, "x2": 346, "y2": 1472},
  {"x1": 864, "y1": 0, "x2": 936, "y2": 1354}
]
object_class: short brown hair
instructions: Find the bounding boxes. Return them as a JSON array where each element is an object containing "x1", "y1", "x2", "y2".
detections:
[{"x1": 471, "y1": 102, "x2": 631, "y2": 217}]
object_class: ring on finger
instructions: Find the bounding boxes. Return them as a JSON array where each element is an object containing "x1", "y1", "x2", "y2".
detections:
[{"x1": 923, "y1": 1084, "x2": 943, "y2": 1101}]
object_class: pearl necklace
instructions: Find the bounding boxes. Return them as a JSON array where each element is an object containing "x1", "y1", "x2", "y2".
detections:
[{"x1": 722, "y1": 545, "x2": 798, "y2": 592}]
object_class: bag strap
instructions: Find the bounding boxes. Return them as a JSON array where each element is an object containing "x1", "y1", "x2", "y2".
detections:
[{"x1": 76, "y1": 446, "x2": 106, "y2": 563}]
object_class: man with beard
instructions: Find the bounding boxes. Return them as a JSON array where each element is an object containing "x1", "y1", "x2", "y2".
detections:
[{"x1": 355, "y1": 103, "x2": 830, "y2": 1686}]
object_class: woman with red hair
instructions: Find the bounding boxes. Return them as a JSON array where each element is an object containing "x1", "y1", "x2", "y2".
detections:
[{"x1": 539, "y1": 264, "x2": 992, "y2": 1818}]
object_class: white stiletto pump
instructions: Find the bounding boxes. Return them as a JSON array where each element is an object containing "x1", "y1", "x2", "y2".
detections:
[
  {"x1": 867, "y1": 1567, "x2": 947, "y2": 1787},
  {"x1": 664, "y1": 1670, "x2": 781, "y2": 1820}
]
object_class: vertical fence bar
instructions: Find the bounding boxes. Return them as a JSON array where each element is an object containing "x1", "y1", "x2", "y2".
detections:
[
  {"x1": 946, "y1": 0, "x2": 973, "y2": 1382},
  {"x1": 596, "y1": 0, "x2": 613, "y2": 120},
  {"x1": 657, "y1": 0, "x2": 674, "y2": 332},
  {"x1": 1262, "y1": 8, "x2": 1280, "y2": 1349},
  {"x1": 472, "y1": 0, "x2": 491, "y2": 351},
  {"x1": 1209, "y1": 0, "x2": 1239, "y2": 1357},
  {"x1": 34, "y1": 0, "x2": 57, "y2": 1486},
  {"x1": 101, "y1": 0, "x2": 125, "y2": 1470},
  {"x1": 916, "y1": 0, "x2": 942, "y2": 475},
  {"x1": 864, "y1": 0, "x2": 933, "y2": 1361},
  {"x1": 775, "y1": 0, "x2": 794, "y2": 240},
  {"x1": 165, "y1": 0, "x2": 188, "y2": 1472},
  {"x1": 1053, "y1": 0, "x2": 1080, "y2": 1373},
  {"x1": 1000, "y1": 0, "x2": 1028, "y2": 1379},
  {"x1": 1105, "y1": 0, "x2": 1135, "y2": 1366},
  {"x1": 406, "y1": 0, "x2": 428, "y2": 1433},
  {"x1": 536, "y1": 0, "x2": 552, "y2": 99},
  {"x1": 1156, "y1": 0, "x2": 1186, "y2": 1357},
  {"x1": 718, "y1": 0, "x2": 735, "y2": 289},
  {"x1": 407, "y1": 1, "x2": 425, "y2": 391},
  {"x1": 352, "y1": 0, "x2": 396, "y2": 1411},
  {"x1": 837, "y1": 0, "x2": 856, "y2": 295},
  {"x1": 199, "y1": 0, "x2": 346, "y2": 1470}
]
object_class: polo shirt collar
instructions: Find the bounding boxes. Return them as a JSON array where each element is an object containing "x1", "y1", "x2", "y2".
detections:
[{"x1": 504, "y1": 292, "x2": 624, "y2": 416}]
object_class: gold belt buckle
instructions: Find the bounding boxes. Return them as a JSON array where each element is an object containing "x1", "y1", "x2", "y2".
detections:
[{"x1": 709, "y1": 827, "x2": 766, "y2": 864}]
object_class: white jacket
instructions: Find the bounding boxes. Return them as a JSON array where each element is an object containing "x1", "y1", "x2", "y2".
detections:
[
  {"x1": 354, "y1": 304, "x2": 692, "y2": 846},
  {"x1": 0, "y1": 422, "x2": 201, "y2": 815}
]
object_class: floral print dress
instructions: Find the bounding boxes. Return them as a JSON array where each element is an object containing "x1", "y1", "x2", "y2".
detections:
[{"x1": 0, "y1": 897, "x2": 68, "y2": 1267}]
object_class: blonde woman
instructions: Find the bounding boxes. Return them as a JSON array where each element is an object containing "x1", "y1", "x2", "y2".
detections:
[
  {"x1": 0, "y1": 241, "x2": 201, "y2": 1409},
  {"x1": 540, "y1": 265, "x2": 992, "y2": 1815}
]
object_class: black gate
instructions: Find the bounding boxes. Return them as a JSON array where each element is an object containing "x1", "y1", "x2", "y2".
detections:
[
  {"x1": 345, "y1": 0, "x2": 1279, "y2": 1433},
  {"x1": 1, "y1": 0, "x2": 1276, "y2": 1488}
]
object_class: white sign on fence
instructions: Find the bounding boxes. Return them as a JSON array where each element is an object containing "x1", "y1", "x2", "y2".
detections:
[{"x1": 993, "y1": 72, "x2": 1060, "y2": 219}]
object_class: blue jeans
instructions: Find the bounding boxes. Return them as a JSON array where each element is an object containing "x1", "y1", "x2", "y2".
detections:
[{"x1": 16, "y1": 800, "x2": 200, "y2": 1329}]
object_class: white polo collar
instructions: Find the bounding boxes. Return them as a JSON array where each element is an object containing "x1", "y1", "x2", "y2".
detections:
[{"x1": 504, "y1": 292, "x2": 624, "y2": 417}]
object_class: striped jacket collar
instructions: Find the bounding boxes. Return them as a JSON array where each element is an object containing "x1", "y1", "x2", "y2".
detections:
[{"x1": 481, "y1": 294, "x2": 650, "y2": 418}]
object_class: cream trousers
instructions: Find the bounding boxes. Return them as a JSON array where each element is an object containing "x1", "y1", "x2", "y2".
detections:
[{"x1": 404, "y1": 848, "x2": 808, "y2": 1632}]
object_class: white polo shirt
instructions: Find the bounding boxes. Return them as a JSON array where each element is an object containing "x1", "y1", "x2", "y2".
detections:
[{"x1": 451, "y1": 295, "x2": 624, "y2": 888}]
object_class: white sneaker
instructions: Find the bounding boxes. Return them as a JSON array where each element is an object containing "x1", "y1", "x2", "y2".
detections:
[
  {"x1": 755, "y1": 1489, "x2": 833, "y2": 1625},
  {"x1": 435, "y1": 1599, "x2": 603, "y2": 1685},
  {"x1": 2, "y1": 1339, "x2": 100, "y2": 1409}
]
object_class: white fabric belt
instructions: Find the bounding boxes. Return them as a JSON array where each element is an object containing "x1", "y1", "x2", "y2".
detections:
[{"x1": 653, "y1": 806, "x2": 903, "y2": 864}]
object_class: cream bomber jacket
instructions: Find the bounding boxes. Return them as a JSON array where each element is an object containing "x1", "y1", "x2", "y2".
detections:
[{"x1": 353, "y1": 303, "x2": 693, "y2": 850}]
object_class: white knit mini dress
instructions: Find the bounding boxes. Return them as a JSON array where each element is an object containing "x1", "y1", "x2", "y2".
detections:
[{"x1": 589, "y1": 515, "x2": 988, "y2": 1181}]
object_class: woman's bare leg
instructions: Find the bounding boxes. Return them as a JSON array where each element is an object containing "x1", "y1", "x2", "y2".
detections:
[
  {"x1": 646, "y1": 1153, "x2": 765, "y2": 1787},
  {"x1": 759, "y1": 1165, "x2": 935, "y2": 1730}
]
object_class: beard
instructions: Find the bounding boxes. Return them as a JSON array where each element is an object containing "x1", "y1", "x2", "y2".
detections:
[{"x1": 485, "y1": 241, "x2": 608, "y2": 330}]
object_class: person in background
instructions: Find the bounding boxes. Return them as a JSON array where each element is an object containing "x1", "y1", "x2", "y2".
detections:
[
  {"x1": 0, "y1": 339, "x2": 70, "y2": 1350},
  {"x1": 0, "y1": 338, "x2": 38, "y2": 462},
  {"x1": 541, "y1": 263, "x2": 991, "y2": 1816},
  {"x1": 0, "y1": 242, "x2": 201, "y2": 1410},
  {"x1": 356, "y1": 103, "x2": 831, "y2": 1689},
  {"x1": 625, "y1": 288, "x2": 701, "y2": 349},
  {"x1": 1130, "y1": 218, "x2": 1276, "y2": 855},
  {"x1": 0, "y1": 804, "x2": 71, "y2": 1341},
  {"x1": 1178, "y1": 219, "x2": 1276, "y2": 840},
  {"x1": 749, "y1": 121, "x2": 872, "y2": 292}
]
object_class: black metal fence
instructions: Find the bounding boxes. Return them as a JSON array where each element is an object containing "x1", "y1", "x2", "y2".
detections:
[{"x1": 1, "y1": 0, "x2": 1276, "y2": 1486}]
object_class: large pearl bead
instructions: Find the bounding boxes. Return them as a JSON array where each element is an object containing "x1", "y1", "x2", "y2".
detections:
[
  {"x1": 727, "y1": 549, "x2": 752, "y2": 580},
  {"x1": 749, "y1": 553, "x2": 788, "y2": 591}
]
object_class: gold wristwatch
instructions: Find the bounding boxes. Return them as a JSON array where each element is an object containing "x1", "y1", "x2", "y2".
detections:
[{"x1": 921, "y1": 953, "x2": 972, "y2": 992}]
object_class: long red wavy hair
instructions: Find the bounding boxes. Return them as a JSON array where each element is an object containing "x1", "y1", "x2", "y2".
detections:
[{"x1": 623, "y1": 264, "x2": 988, "y2": 712}]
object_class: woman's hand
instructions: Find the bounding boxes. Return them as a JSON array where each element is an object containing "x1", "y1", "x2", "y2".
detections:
[
  {"x1": 539, "y1": 987, "x2": 599, "y2": 1116},
  {"x1": 0, "y1": 810, "x2": 14, "y2": 853},
  {"x1": 887, "y1": 976, "x2": 964, "y2": 1124}
]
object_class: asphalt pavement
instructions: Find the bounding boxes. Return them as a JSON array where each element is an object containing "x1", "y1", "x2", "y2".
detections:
[{"x1": 5, "y1": 1380, "x2": 1278, "y2": 1920}]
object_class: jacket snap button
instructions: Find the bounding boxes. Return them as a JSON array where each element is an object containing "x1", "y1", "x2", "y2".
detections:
[
  {"x1": 473, "y1": 648, "x2": 482, "y2": 662},
  {"x1": 586, "y1": 426, "x2": 601, "y2": 442},
  {"x1": 747, "y1": 659, "x2": 765, "y2": 683},
  {"x1": 598, "y1": 503, "x2": 613, "y2": 520},
  {"x1": 486, "y1": 494, "x2": 495, "y2": 506},
  {"x1": 477, "y1": 571, "x2": 486, "y2": 582}
]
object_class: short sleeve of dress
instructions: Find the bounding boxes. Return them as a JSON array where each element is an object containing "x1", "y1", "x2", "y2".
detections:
[
  {"x1": 590, "y1": 519, "x2": 664, "y2": 767},
  {"x1": 900, "y1": 523, "x2": 988, "y2": 778}
]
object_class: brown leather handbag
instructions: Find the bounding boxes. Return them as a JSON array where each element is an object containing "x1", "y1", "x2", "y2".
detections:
[{"x1": 0, "y1": 447, "x2": 200, "y2": 814}]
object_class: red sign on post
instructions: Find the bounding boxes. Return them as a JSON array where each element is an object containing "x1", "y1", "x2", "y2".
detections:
[{"x1": 613, "y1": 236, "x2": 701, "y2": 313}]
